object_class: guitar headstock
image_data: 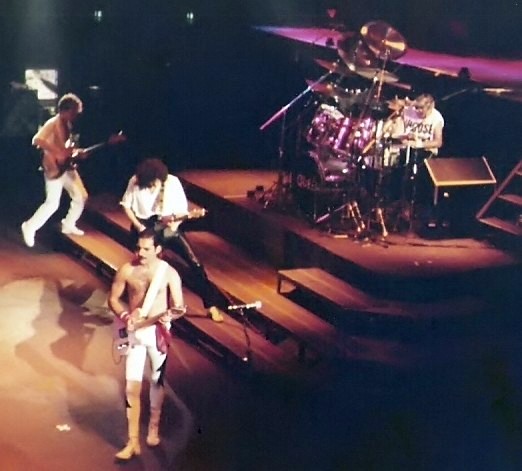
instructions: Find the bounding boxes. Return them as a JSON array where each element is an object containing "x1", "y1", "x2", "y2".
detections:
[
  {"x1": 189, "y1": 208, "x2": 207, "y2": 219},
  {"x1": 107, "y1": 131, "x2": 127, "y2": 145}
]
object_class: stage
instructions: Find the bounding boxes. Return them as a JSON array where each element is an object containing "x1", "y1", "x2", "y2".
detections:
[{"x1": 1, "y1": 163, "x2": 522, "y2": 470}]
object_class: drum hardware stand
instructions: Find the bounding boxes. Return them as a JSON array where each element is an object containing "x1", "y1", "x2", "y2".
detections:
[
  {"x1": 259, "y1": 72, "x2": 333, "y2": 210},
  {"x1": 314, "y1": 192, "x2": 365, "y2": 235},
  {"x1": 360, "y1": 153, "x2": 389, "y2": 240},
  {"x1": 390, "y1": 144, "x2": 419, "y2": 236}
]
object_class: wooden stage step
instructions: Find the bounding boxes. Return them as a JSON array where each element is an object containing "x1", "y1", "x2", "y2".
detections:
[
  {"x1": 83, "y1": 196, "x2": 416, "y2": 369},
  {"x1": 277, "y1": 267, "x2": 488, "y2": 322},
  {"x1": 55, "y1": 225, "x2": 301, "y2": 377}
]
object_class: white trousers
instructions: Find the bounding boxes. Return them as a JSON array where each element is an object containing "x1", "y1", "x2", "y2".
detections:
[
  {"x1": 25, "y1": 169, "x2": 88, "y2": 232},
  {"x1": 126, "y1": 326, "x2": 167, "y2": 384}
]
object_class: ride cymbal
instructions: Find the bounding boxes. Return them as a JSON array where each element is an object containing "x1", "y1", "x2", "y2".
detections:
[{"x1": 360, "y1": 21, "x2": 407, "y2": 60}]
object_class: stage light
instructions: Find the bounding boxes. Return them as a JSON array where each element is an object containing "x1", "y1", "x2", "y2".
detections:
[
  {"x1": 93, "y1": 9, "x2": 103, "y2": 23},
  {"x1": 186, "y1": 11, "x2": 195, "y2": 25}
]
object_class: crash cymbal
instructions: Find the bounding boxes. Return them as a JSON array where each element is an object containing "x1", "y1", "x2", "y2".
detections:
[
  {"x1": 314, "y1": 58, "x2": 356, "y2": 77},
  {"x1": 360, "y1": 21, "x2": 407, "y2": 61},
  {"x1": 355, "y1": 67, "x2": 399, "y2": 83}
]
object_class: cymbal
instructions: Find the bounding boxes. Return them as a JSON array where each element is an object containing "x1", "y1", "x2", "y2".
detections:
[
  {"x1": 314, "y1": 58, "x2": 356, "y2": 77},
  {"x1": 360, "y1": 21, "x2": 407, "y2": 60},
  {"x1": 306, "y1": 79, "x2": 346, "y2": 97},
  {"x1": 306, "y1": 79, "x2": 368, "y2": 107},
  {"x1": 337, "y1": 34, "x2": 378, "y2": 70},
  {"x1": 355, "y1": 67, "x2": 399, "y2": 83},
  {"x1": 385, "y1": 97, "x2": 416, "y2": 111}
]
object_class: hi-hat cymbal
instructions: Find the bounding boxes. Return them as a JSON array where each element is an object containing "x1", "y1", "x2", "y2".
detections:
[
  {"x1": 355, "y1": 67, "x2": 399, "y2": 83},
  {"x1": 360, "y1": 21, "x2": 407, "y2": 60},
  {"x1": 385, "y1": 97, "x2": 415, "y2": 111}
]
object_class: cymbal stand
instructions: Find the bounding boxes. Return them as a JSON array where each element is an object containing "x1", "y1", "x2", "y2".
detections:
[{"x1": 259, "y1": 72, "x2": 333, "y2": 210}]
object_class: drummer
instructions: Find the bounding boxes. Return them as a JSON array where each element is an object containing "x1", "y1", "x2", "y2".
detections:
[
  {"x1": 383, "y1": 93, "x2": 445, "y2": 202},
  {"x1": 384, "y1": 93, "x2": 444, "y2": 160}
]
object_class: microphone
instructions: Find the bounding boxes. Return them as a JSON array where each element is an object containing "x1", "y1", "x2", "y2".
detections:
[{"x1": 227, "y1": 301, "x2": 262, "y2": 311}]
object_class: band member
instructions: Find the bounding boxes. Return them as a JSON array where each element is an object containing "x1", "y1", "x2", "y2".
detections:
[
  {"x1": 108, "y1": 227, "x2": 185, "y2": 460},
  {"x1": 21, "y1": 93, "x2": 88, "y2": 247},
  {"x1": 383, "y1": 94, "x2": 445, "y2": 202},
  {"x1": 384, "y1": 93, "x2": 444, "y2": 158},
  {"x1": 120, "y1": 157, "x2": 228, "y2": 322}
]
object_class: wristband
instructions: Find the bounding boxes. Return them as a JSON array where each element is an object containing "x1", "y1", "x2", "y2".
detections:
[{"x1": 120, "y1": 311, "x2": 130, "y2": 323}]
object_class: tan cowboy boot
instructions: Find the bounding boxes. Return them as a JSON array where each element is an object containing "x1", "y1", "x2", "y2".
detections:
[
  {"x1": 147, "y1": 384, "x2": 165, "y2": 447},
  {"x1": 115, "y1": 382, "x2": 142, "y2": 460},
  {"x1": 146, "y1": 407, "x2": 161, "y2": 447}
]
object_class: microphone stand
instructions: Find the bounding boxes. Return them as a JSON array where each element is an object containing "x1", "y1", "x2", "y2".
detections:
[
  {"x1": 237, "y1": 307, "x2": 252, "y2": 364},
  {"x1": 259, "y1": 71, "x2": 333, "y2": 210}
]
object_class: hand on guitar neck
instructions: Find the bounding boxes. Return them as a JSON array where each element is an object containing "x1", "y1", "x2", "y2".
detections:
[
  {"x1": 154, "y1": 208, "x2": 207, "y2": 232},
  {"x1": 126, "y1": 305, "x2": 187, "y2": 332},
  {"x1": 40, "y1": 131, "x2": 127, "y2": 179}
]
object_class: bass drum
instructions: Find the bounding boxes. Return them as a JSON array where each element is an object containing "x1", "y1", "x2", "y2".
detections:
[
  {"x1": 295, "y1": 151, "x2": 356, "y2": 189},
  {"x1": 294, "y1": 152, "x2": 352, "y2": 220}
]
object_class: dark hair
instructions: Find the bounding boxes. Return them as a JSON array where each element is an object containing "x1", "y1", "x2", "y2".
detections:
[
  {"x1": 135, "y1": 158, "x2": 169, "y2": 189},
  {"x1": 57, "y1": 93, "x2": 83, "y2": 113},
  {"x1": 137, "y1": 226, "x2": 162, "y2": 248}
]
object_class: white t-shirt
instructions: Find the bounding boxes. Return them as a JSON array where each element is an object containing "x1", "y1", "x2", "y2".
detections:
[
  {"x1": 120, "y1": 174, "x2": 188, "y2": 220},
  {"x1": 402, "y1": 106, "x2": 444, "y2": 146}
]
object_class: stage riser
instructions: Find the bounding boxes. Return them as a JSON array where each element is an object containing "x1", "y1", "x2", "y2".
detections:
[
  {"x1": 183, "y1": 181, "x2": 288, "y2": 265},
  {"x1": 183, "y1": 179, "x2": 516, "y2": 303}
]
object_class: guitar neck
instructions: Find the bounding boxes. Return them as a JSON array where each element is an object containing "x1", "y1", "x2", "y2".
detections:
[
  {"x1": 133, "y1": 306, "x2": 186, "y2": 330},
  {"x1": 83, "y1": 141, "x2": 106, "y2": 154}
]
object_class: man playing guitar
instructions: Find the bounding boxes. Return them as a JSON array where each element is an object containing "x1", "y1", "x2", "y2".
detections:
[
  {"x1": 120, "y1": 157, "x2": 229, "y2": 322},
  {"x1": 108, "y1": 227, "x2": 185, "y2": 460},
  {"x1": 21, "y1": 93, "x2": 88, "y2": 247}
]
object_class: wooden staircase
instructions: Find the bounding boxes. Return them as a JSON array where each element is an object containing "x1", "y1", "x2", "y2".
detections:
[
  {"x1": 51, "y1": 192, "x2": 500, "y2": 378},
  {"x1": 477, "y1": 159, "x2": 522, "y2": 238}
]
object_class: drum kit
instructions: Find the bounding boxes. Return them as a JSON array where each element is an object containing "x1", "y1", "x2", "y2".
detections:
[{"x1": 260, "y1": 21, "x2": 428, "y2": 238}]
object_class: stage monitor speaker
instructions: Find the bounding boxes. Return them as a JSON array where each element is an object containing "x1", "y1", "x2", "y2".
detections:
[{"x1": 425, "y1": 157, "x2": 496, "y2": 205}]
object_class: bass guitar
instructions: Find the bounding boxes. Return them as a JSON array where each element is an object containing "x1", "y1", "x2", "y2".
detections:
[
  {"x1": 40, "y1": 131, "x2": 127, "y2": 179},
  {"x1": 113, "y1": 305, "x2": 186, "y2": 358}
]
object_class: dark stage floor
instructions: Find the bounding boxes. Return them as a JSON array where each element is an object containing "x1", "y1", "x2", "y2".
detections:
[{"x1": 2, "y1": 155, "x2": 522, "y2": 470}]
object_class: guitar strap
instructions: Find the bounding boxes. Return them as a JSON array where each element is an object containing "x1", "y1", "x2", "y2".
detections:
[
  {"x1": 152, "y1": 180, "x2": 166, "y2": 217},
  {"x1": 138, "y1": 259, "x2": 169, "y2": 320}
]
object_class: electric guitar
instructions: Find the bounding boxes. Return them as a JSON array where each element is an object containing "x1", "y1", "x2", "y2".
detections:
[
  {"x1": 40, "y1": 131, "x2": 127, "y2": 179},
  {"x1": 113, "y1": 306, "x2": 186, "y2": 357},
  {"x1": 150, "y1": 208, "x2": 207, "y2": 232}
]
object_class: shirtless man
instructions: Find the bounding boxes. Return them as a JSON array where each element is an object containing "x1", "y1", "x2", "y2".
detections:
[
  {"x1": 108, "y1": 227, "x2": 185, "y2": 460},
  {"x1": 21, "y1": 93, "x2": 88, "y2": 247}
]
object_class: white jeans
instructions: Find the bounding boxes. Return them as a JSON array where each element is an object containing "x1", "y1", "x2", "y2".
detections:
[
  {"x1": 126, "y1": 326, "x2": 167, "y2": 384},
  {"x1": 25, "y1": 169, "x2": 88, "y2": 232}
]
